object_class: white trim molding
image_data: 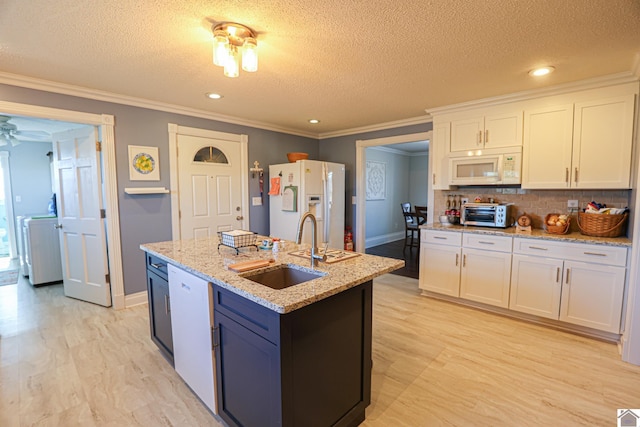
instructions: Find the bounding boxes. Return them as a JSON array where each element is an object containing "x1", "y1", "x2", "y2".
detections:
[
  {"x1": 168, "y1": 124, "x2": 249, "y2": 241},
  {"x1": 0, "y1": 100, "x2": 124, "y2": 309},
  {"x1": 125, "y1": 290, "x2": 149, "y2": 308},
  {"x1": 355, "y1": 131, "x2": 432, "y2": 253},
  {"x1": 365, "y1": 231, "x2": 405, "y2": 249}
]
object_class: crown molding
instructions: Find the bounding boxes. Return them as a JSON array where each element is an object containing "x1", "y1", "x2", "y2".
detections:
[
  {"x1": 318, "y1": 114, "x2": 433, "y2": 139},
  {"x1": 0, "y1": 72, "x2": 320, "y2": 139},
  {"x1": 427, "y1": 72, "x2": 640, "y2": 116}
]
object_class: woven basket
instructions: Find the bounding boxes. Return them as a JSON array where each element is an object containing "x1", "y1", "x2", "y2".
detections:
[
  {"x1": 544, "y1": 213, "x2": 571, "y2": 235},
  {"x1": 577, "y1": 212, "x2": 628, "y2": 237}
]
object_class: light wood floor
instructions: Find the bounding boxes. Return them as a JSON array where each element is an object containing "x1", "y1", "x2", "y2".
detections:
[{"x1": 2, "y1": 273, "x2": 640, "y2": 426}]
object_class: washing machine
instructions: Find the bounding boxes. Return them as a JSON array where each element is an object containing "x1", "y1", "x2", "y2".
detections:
[{"x1": 24, "y1": 216, "x2": 63, "y2": 286}]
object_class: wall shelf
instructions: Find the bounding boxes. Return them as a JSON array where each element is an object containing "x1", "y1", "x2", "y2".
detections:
[{"x1": 125, "y1": 187, "x2": 169, "y2": 195}]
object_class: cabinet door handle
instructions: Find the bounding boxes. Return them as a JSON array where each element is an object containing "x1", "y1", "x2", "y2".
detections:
[
  {"x1": 565, "y1": 268, "x2": 570, "y2": 284},
  {"x1": 478, "y1": 241, "x2": 495, "y2": 245},
  {"x1": 455, "y1": 253, "x2": 459, "y2": 266},
  {"x1": 574, "y1": 167, "x2": 578, "y2": 183},
  {"x1": 433, "y1": 173, "x2": 436, "y2": 185},
  {"x1": 583, "y1": 251, "x2": 606, "y2": 257},
  {"x1": 463, "y1": 254, "x2": 466, "y2": 267},
  {"x1": 164, "y1": 294, "x2": 170, "y2": 315},
  {"x1": 434, "y1": 236, "x2": 447, "y2": 240},
  {"x1": 484, "y1": 129, "x2": 489, "y2": 144},
  {"x1": 556, "y1": 267, "x2": 560, "y2": 283},
  {"x1": 565, "y1": 167, "x2": 569, "y2": 183},
  {"x1": 478, "y1": 130, "x2": 482, "y2": 145},
  {"x1": 151, "y1": 262, "x2": 165, "y2": 269},
  {"x1": 211, "y1": 326, "x2": 219, "y2": 350},
  {"x1": 528, "y1": 246, "x2": 548, "y2": 251}
]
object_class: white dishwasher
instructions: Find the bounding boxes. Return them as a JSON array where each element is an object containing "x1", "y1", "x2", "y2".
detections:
[{"x1": 167, "y1": 264, "x2": 217, "y2": 414}]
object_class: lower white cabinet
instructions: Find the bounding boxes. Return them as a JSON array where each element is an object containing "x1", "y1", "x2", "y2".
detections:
[
  {"x1": 168, "y1": 265, "x2": 217, "y2": 414},
  {"x1": 420, "y1": 230, "x2": 628, "y2": 334},
  {"x1": 509, "y1": 238, "x2": 627, "y2": 333},
  {"x1": 419, "y1": 230, "x2": 512, "y2": 308}
]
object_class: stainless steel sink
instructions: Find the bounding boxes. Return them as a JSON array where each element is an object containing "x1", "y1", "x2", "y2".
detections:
[{"x1": 244, "y1": 265, "x2": 324, "y2": 290}]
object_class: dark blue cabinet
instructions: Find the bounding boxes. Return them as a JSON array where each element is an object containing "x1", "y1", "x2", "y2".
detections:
[
  {"x1": 214, "y1": 281, "x2": 372, "y2": 427},
  {"x1": 146, "y1": 254, "x2": 173, "y2": 364}
]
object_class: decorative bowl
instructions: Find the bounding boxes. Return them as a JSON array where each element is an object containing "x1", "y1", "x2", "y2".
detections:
[
  {"x1": 287, "y1": 152, "x2": 309, "y2": 163},
  {"x1": 447, "y1": 215, "x2": 460, "y2": 224}
]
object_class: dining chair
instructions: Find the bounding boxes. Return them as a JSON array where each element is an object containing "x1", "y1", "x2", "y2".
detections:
[
  {"x1": 414, "y1": 205, "x2": 428, "y2": 225},
  {"x1": 401, "y1": 203, "x2": 412, "y2": 222},
  {"x1": 402, "y1": 210, "x2": 420, "y2": 251}
]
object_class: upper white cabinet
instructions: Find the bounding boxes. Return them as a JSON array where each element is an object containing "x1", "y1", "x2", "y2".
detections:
[
  {"x1": 522, "y1": 93, "x2": 636, "y2": 189},
  {"x1": 431, "y1": 121, "x2": 451, "y2": 190},
  {"x1": 450, "y1": 110, "x2": 523, "y2": 153}
]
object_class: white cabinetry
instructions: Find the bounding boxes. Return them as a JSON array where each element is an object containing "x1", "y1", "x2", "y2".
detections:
[
  {"x1": 431, "y1": 121, "x2": 451, "y2": 190},
  {"x1": 168, "y1": 265, "x2": 217, "y2": 414},
  {"x1": 419, "y1": 230, "x2": 461, "y2": 297},
  {"x1": 510, "y1": 238, "x2": 626, "y2": 333},
  {"x1": 459, "y1": 234, "x2": 512, "y2": 308},
  {"x1": 522, "y1": 93, "x2": 635, "y2": 189},
  {"x1": 419, "y1": 230, "x2": 512, "y2": 308},
  {"x1": 450, "y1": 110, "x2": 522, "y2": 153}
]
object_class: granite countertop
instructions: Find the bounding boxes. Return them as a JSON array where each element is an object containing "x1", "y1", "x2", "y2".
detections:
[
  {"x1": 421, "y1": 223, "x2": 632, "y2": 247},
  {"x1": 141, "y1": 237, "x2": 404, "y2": 314}
]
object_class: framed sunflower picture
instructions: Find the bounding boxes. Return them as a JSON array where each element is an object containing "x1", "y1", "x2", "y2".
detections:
[{"x1": 128, "y1": 145, "x2": 160, "y2": 181}]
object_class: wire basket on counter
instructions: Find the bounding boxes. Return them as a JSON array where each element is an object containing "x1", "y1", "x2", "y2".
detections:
[
  {"x1": 217, "y1": 230, "x2": 258, "y2": 254},
  {"x1": 544, "y1": 213, "x2": 571, "y2": 235},
  {"x1": 577, "y1": 212, "x2": 628, "y2": 238}
]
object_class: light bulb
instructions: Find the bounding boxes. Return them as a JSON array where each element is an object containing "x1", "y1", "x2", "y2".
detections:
[
  {"x1": 242, "y1": 37, "x2": 258, "y2": 72},
  {"x1": 213, "y1": 30, "x2": 229, "y2": 67},
  {"x1": 224, "y1": 46, "x2": 240, "y2": 78}
]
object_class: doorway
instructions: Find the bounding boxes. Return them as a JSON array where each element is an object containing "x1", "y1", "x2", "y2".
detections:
[{"x1": 0, "y1": 100, "x2": 124, "y2": 308}]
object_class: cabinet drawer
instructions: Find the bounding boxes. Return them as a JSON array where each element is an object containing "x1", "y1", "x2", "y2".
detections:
[
  {"x1": 463, "y1": 233, "x2": 512, "y2": 252},
  {"x1": 514, "y1": 238, "x2": 627, "y2": 267},
  {"x1": 213, "y1": 285, "x2": 281, "y2": 345},
  {"x1": 147, "y1": 253, "x2": 168, "y2": 280},
  {"x1": 422, "y1": 230, "x2": 462, "y2": 246}
]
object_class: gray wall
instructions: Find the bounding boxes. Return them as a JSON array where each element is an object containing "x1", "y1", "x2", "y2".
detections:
[
  {"x1": 0, "y1": 83, "x2": 318, "y2": 295},
  {"x1": 318, "y1": 122, "x2": 433, "y2": 243},
  {"x1": 364, "y1": 148, "x2": 410, "y2": 240},
  {"x1": 409, "y1": 153, "x2": 429, "y2": 207},
  {"x1": 2, "y1": 141, "x2": 54, "y2": 218}
]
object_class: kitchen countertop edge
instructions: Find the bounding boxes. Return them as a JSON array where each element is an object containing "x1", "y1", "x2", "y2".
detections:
[
  {"x1": 141, "y1": 239, "x2": 404, "y2": 314},
  {"x1": 421, "y1": 223, "x2": 631, "y2": 247}
]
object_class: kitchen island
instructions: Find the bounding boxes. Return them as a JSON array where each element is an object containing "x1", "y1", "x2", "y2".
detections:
[{"x1": 141, "y1": 237, "x2": 403, "y2": 427}]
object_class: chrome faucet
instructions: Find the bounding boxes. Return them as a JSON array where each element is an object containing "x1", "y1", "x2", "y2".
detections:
[{"x1": 296, "y1": 212, "x2": 327, "y2": 267}]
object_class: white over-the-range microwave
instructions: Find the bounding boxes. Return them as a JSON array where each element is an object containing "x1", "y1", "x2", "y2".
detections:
[{"x1": 448, "y1": 147, "x2": 522, "y2": 186}]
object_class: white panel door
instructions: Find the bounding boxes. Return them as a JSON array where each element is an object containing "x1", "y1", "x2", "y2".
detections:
[
  {"x1": 459, "y1": 248, "x2": 512, "y2": 308},
  {"x1": 178, "y1": 134, "x2": 243, "y2": 239},
  {"x1": 418, "y1": 243, "x2": 461, "y2": 297},
  {"x1": 559, "y1": 261, "x2": 625, "y2": 333},
  {"x1": 509, "y1": 254, "x2": 563, "y2": 319},
  {"x1": 52, "y1": 127, "x2": 111, "y2": 307}
]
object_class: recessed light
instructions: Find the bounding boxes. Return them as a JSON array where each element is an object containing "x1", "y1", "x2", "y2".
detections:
[
  {"x1": 308, "y1": 119, "x2": 320, "y2": 124},
  {"x1": 206, "y1": 92, "x2": 223, "y2": 99},
  {"x1": 529, "y1": 66, "x2": 555, "y2": 77}
]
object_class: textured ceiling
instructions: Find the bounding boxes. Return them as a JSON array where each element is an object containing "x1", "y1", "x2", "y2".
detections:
[{"x1": 1, "y1": 0, "x2": 639, "y2": 136}]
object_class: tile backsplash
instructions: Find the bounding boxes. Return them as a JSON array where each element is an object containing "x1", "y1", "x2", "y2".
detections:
[{"x1": 435, "y1": 188, "x2": 631, "y2": 231}]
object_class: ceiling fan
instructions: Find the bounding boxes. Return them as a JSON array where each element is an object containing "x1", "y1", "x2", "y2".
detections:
[{"x1": 0, "y1": 115, "x2": 50, "y2": 146}]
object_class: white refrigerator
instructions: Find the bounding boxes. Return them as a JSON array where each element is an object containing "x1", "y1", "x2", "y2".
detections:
[{"x1": 269, "y1": 160, "x2": 345, "y2": 249}]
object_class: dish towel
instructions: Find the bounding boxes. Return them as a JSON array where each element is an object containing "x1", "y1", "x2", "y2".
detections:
[{"x1": 268, "y1": 177, "x2": 280, "y2": 195}]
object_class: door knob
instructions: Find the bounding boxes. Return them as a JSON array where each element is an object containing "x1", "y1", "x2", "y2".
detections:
[
  {"x1": 236, "y1": 216, "x2": 244, "y2": 220},
  {"x1": 54, "y1": 224, "x2": 63, "y2": 229}
]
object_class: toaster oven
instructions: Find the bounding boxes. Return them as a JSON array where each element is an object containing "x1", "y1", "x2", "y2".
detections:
[{"x1": 461, "y1": 203, "x2": 514, "y2": 228}]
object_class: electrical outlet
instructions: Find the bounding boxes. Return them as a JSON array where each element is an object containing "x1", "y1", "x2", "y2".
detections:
[
  {"x1": 502, "y1": 188, "x2": 516, "y2": 195},
  {"x1": 461, "y1": 197, "x2": 469, "y2": 205},
  {"x1": 252, "y1": 197, "x2": 262, "y2": 206},
  {"x1": 567, "y1": 200, "x2": 579, "y2": 208}
]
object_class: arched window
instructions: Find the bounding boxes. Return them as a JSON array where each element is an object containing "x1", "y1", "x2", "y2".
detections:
[{"x1": 193, "y1": 146, "x2": 229, "y2": 164}]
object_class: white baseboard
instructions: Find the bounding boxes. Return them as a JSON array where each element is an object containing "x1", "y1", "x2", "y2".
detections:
[
  {"x1": 125, "y1": 290, "x2": 148, "y2": 308},
  {"x1": 365, "y1": 232, "x2": 404, "y2": 249}
]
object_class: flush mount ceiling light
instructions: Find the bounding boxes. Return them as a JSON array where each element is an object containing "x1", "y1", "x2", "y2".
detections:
[
  {"x1": 529, "y1": 66, "x2": 555, "y2": 77},
  {"x1": 206, "y1": 92, "x2": 223, "y2": 100},
  {"x1": 308, "y1": 119, "x2": 320, "y2": 124},
  {"x1": 212, "y1": 22, "x2": 258, "y2": 78}
]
